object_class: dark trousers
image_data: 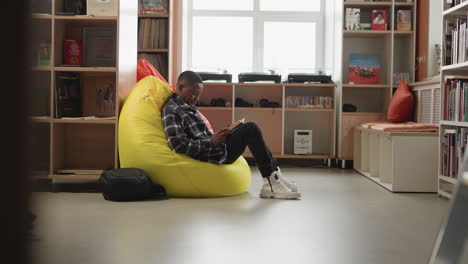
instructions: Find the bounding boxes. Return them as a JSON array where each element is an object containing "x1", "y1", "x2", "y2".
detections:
[{"x1": 225, "y1": 122, "x2": 277, "y2": 178}]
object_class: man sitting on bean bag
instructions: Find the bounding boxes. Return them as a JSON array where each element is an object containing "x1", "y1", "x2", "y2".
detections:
[{"x1": 162, "y1": 71, "x2": 301, "y2": 199}]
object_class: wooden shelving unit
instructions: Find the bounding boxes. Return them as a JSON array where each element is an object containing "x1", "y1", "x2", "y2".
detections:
[
  {"x1": 137, "y1": 0, "x2": 172, "y2": 82},
  {"x1": 337, "y1": 0, "x2": 417, "y2": 164},
  {"x1": 437, "y1": 1, "x2": 468, "y2": 199},
  {"x1": 198, "y1": 83, "x2": 336, "y2": 164},
  {"x1": 344, "y1": 2, "x2": 393, "y2": 7},
  {"x1": 29, "y1": 0, "x2": 137, "y2": 181}
]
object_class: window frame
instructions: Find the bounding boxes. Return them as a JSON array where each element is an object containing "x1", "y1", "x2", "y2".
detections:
[{"x1": 183, "y1": 0, "x2": 325, "y2": 76}]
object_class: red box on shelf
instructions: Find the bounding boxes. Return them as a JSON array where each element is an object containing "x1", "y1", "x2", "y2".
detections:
[{"x1": 63, "y1": 40, "x2": 83, "y2": 65}]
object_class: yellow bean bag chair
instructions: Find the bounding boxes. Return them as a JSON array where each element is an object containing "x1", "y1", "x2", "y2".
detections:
[{"x1": 118, "y1": 76, "x2": 252, "y2": 197}]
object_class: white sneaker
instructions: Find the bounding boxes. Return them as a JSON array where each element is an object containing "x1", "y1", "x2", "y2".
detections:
[
  {"x1": 259, "y1": 173, "x2": 301, "y2": 200},
  {"x1": 275, "y1": 168, "x2": 298, "y2": 192}
]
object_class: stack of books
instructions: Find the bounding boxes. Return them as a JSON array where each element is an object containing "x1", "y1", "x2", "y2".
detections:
[
  {"x1": 442, "y1": 128, "x2": 468, "y2": 179},
  {"x1": 138, "y1": 18, "x2": 168, "y2": 49},
  {"x1": 443, "y1": 77, "x2": 468, "y2": 122},
  {"x1": 445, "y1": 17, "x2": 468, "y2": 65},
  {"x1": 286, "y1": 96, "x2": 334, "y2": 109}
]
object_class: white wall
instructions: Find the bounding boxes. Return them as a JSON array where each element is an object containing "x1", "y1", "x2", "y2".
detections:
[{"x1": 427, "y1": 0, "x2": 443, "y2": 78}]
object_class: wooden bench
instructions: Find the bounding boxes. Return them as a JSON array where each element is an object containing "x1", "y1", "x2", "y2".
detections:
[{"x1": 353, "y1": 126, "x2": 438, "y2": 192}]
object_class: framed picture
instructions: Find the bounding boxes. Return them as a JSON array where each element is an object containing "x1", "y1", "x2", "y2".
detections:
[
  {"x1": 83, "y1": 28, "x2": 116, "y2": 67},
  {"x1": 397, "y1": 10, "x2": 412, "y2": 31},
  {"x1": 348, "y1": 54, "x2": 381, "y2": 84},
  {"x1": 371, "y1": 9, "x2": 386, "y2": 30}
]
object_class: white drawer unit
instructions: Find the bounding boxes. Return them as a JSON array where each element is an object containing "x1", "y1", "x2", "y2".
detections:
[{"x1": 354, "y1": 127, "x2": 438, "y2": 192}]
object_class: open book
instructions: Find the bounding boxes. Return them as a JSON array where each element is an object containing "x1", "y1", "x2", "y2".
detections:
[{"x1": 227, "y1": 118, "x2": 245, "y2": 133}]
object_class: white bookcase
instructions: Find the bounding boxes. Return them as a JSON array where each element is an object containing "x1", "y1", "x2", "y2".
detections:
[
  {"x1": 337, "y1": 0, "x2": 417, "y2": 166},
  {"x1": 438, "y1": 1, "x2": 468, "y2": 199}
]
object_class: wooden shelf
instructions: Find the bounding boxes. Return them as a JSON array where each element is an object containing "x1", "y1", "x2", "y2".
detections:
[
  {"x1": 32, "y1": 66, "x2": 52, "y2": 71},
  {"x1": 394, "y1": 2, "x2": 416, "y2": 7},
  {"x1": 235, "y1": 107, "x2": 282, "y2": 111},
  {"x1": 439, "y1": 120, "x2": 468, "y2": 128},
  {"x1": 394, "y1": 31, "x2": 414, "y2": 35},
  {"x1": 342, "y1": 112, "x2": 386, "y2": 116},
  {"x1": 30, "y1": 117, "x2": 51, "y2": 123},
  {"x1": 138, "y1": 14, "x2": 169, "y2": 18},
  {"x1": 344, "y1": 30, "x2": 392, "y2": 37},
  {"x1": 344, "y1": 1, "x2": 393, "y2": 6},
  {"x1": 54, "y1": 15, "x2": 117, "y2": 21},
  {"x1": 53, "y1": 118, "x2": 116, "y2": 124},
  {"x1": 443, "y1": 1, "x2": 468, "y2": 16},
  {"x1": 138, "y1": 49, "x2": 169, "y2": 53},
  {"x1": 54, "y1": 66, "x2": 116, "y2": 72},
  {"x1": 343, "y1": 84, "x2": 391, "y2": 89},
  {"x1": 198, "y1": 107, "x2": 232, "y2": 111},
  {"x1": 49, "y1": 174, "x2": 101, "y2": 180},
  {"x1": 442, "y1": 61, "x2": 468, "y2": 72},
  {"x1": 285, "y1": 108, "x2": 334, "y2": 112},
  {"x1": 203, "y1": 82, "x2": 235, "y2": 86},
  {"x1": 32, "y1": 13, "x2": 52, "y2": 19},
  {"x1": 439, "y1": 175, "x2": 458, "y2": 184},
  {"x1": 235, "y1": 83, "x2": 283, "y2": 87},
  {"x1": 284, "y1": 83, "x2": 335, "y2": 87},
  {"x1": 279, "y1": 154, "x2": 333, "y2": 159}
]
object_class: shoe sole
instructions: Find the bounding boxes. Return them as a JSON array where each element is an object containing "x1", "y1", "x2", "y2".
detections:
[{"x1": 259, "y1": 190, "x2": 301, "y2": 200}]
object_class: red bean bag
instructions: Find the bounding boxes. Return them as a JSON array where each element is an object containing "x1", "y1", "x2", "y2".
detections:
[
  {"x1": 387, "y1": 79, "x2": 414, "y2": 123},
  {"x1": 136, "y1": 59, "x2": 214, "y2": 133},
  {"x1": 137, "y1": 59, "x2": 172, "y2": 89}
]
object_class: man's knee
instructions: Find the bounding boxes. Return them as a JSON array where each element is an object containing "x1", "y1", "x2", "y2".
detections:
[{"x1": 244, "y1": 122, "x2": 261, "y2": 136}]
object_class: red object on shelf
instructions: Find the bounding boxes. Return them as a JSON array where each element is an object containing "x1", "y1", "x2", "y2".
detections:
[
  {"x1": 63, "y1": 40, "x2": 83, "y2": 65},
  {"x1": 371, "y1": 9, "x2": 387, "y2": 31}
]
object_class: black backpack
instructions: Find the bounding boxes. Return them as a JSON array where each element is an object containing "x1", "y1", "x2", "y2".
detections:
[{"x1": 99, "y1": 168, "x2": 166, "y2": 201}]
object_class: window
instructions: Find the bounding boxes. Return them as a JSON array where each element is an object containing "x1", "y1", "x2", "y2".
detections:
[{"x1": 183, "y1": 0, "x2": 325, "y2": 81}]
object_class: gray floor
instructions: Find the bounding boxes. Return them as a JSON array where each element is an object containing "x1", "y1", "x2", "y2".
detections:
[{"x1": 31, "y1": 168, "x2": 449, "y2": 264}]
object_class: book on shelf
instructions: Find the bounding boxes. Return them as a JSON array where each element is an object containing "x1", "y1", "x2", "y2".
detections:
[
  {"x1": 138, "y1": 53, "x2": 168, "y2": 79},
  {"x1": 95, "y1": 77, "x2": 116, "y2": 117},
  {"x1": 36, "y1": 42, "x2": 51, "y2": 66},
  {"x1": 445, "y1": 16, "x2": 468, "y2": 65},
  {"x1": 348, "y1": 54, "x2": 381, "y2": 84},
  {"x1": 63, "y1": 40, "x2": 83, "y2": 66},
  {"x1": 393, "y1": 72, "x2": 413, "y2": 84},
  {"x1": 139, "y1": 0, "x2": 168, "y2": 15},
  {"x1": 345, "y1": 8, "x2": 360, "y2": 30},
  {"x1": 83, "y1": 28, "x2": 116, "y2": 67},
  {"x1": 55, "y1": 72, "x2": 82, "y2": 118},
  {"x1": 87, "y1": 0, "x2": 118, "y2": 16},
  {"x1": 138, "y1": 18, "x2": 168, "y2": 49},
  {"x1": 286, "y1": 96, "x2": 334, "y2": 109},
  {"x1": 396, "y1": 9, "x2": 411, "y2": 31},
  {"x1": 444, "y1": 19, "x2": 453, "y2": 66},
  {"x1": 371, "y1": 9, "x2": 386, "y2": 31},
  {"x1": 443, "y1": 77, "x2": 468, "y2": 122},
  {"x1": 442, "y1": 128, "x2": 468, "y2": 179}
]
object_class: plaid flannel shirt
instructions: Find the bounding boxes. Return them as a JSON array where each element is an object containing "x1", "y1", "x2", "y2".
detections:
[{"x1": 162, "y1": 93, "x2": 227, "y2": 164}]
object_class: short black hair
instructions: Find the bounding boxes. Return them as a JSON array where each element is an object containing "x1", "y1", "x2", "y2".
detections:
[{"x1": 177, "y1": 70, "x2": 203, "y2": 87}]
